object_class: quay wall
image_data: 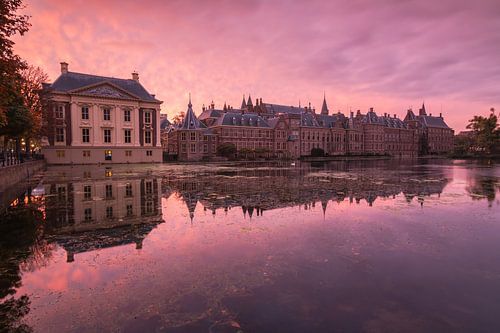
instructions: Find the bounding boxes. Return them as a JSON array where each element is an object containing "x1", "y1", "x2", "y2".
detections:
[{"x1": 0, "y1": 160, "x2": 46, "y2": 193}]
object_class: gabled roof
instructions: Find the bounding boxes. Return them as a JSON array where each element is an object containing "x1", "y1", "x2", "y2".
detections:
[
  {"x1": 214, "y1": 112, "x2": 270, "y2": 128},
  {"x1": 198, "y1": 108, "x2": 222, "y2": 120},
  {"x1": 180, "y1": 98, "x2": 207, "y2": 130},
  {"x1": 300, "y1": 112, "x2": 321, "y2": 127},
  {"x1": 404, "y1": 109, "x2": 417, "y2": 122},
  {"x1": 48, "y1": 71, "x2": 160, "y2": 103}
]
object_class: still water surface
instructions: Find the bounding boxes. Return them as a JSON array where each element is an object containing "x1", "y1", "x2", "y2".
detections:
[{"x1": 1, "y1": 160, "x2": 499, "y2": 332}]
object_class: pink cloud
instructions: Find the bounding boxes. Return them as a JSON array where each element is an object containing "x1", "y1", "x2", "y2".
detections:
[{"x1": 13, "y1": 0, "x2": 500, "y2": 130}]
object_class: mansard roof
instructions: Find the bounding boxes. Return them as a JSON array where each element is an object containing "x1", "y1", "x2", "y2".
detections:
[
  {"x1": 214, "y1": 112, "x2": 270, "y2": 128},
  {"x1": 316, "y1": 114, "x2": 344, "y2": 128},
  {"x1": 180, "y1": 99, "x2": 207, "y2": 130},
  {"x1": 160, "y1": 117, "x2": 171, "y2": 130},
  {"x1": 49, "y1": 71, "x2": 160, "y2": 103},
  {"x1": 361, "y1": 109, "x2": 383, "y2": 125},
  {"x1": 379, "y1": 115, "x2": 407, "y2": 128}
]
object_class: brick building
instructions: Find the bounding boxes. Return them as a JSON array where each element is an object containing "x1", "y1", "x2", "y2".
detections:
[{"x1": 164, "y1": 96, "x2": 452, "y2": 161}]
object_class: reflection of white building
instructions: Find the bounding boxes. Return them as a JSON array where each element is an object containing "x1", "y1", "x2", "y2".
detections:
[
  {"x1": 44, "y1": 167, "x2": 162, "y2": 234},
  {"x1": 41, "y1": 62, "x2": 162, "y2": 164}
]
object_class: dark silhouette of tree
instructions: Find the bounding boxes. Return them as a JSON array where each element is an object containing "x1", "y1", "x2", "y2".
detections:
[
  {"x1": 466, "y1": 108, "x2": 499, "y2": 155},
  {"x1": 216, "y1": 143, "x2": 237, "y2": 158}
]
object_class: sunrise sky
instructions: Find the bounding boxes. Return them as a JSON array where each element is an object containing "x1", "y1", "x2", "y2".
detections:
[{"x1": 13, "y1": 0, "x2": 500, "y2": 130}]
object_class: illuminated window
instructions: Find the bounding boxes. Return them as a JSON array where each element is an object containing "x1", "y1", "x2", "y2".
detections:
[
  {"x1": 105, "y1": 150, "x2": 112, "y2": 161},
  {"x1": 56, "y1": 150, "x2": 65, "y2": 158}
]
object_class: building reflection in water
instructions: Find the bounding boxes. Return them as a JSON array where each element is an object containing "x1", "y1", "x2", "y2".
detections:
[
  {"x1": 42, "y1": 166, "x2": 163, "y2": 262},
  {"x1": 163, "y1": 160, "x2": 452, "y2": 222}
]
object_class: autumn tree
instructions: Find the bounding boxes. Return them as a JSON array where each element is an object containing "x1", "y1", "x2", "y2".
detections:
[
  {"x1": 0, "y1": 0, "x2": 31, "y2": 151},
  {"x1": 172, "y1": 111, "x2": 185, "y2": 125}
]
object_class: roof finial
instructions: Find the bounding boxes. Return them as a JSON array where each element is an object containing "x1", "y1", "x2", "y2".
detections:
[{"x1": 188, "y1": 93, "x2": 192, "y2": 108}]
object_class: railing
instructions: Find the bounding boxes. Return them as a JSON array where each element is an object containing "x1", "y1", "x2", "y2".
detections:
[{"x1": 0, "y1": 152, "x2": 44, "y2": 168}]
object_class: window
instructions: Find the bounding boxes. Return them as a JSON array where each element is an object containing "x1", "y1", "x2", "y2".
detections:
[
  {"x1": 125, "y1": 150, "x2": 132, "y2": 157},
  {"x1": 203, "y1": 144, "x2": 208, "y2": 153},
  {"x1": 181, "y1": 143, "x2": 186, "y2": 153},
  {"x1": 146, "y1": 150, "x2": 152, "y2": 156},
  {"x1": 145, "y1": 181, "x2": 153, "y2": 195},
  {"x1": 103, "y1": 108, "x2": 111, "y2": 121},
  {"x1": 105, "y1": 150, "x2": 112, "y2": 160},
  {"x1": 56, "y1": 150, "x2": 65, "y2": 158},
  {"x1": 82, "y1": 128, "x2": 90, "y2": 143},
  {"x1": 144, "y1": 131, "x2": 152, "y2": 144},
  {"x1": 181, "y1": 133, "x2": 186, "y2": 141},
  {"x1": 83, "y1": 150, "x2": 91, "y2": 157},
  {"x1": 84, "y1": 208, "x2": 92, "y2": 221},
  {"x1": 55, "y1": 105, "x2": 64, "y2": 119},
  {"x1": 190, "y1": 132, "x2": 196, "y2": 141},
  {"x1": 105, "y1": 169, "x2": 112, "y2": 177},
  {"x1": 126, "y1": 204, "x2": 133, "y2": 217},
  {"x1": 190, "y1": 143, "x2": 196, "y2": 153},
  {"x1": 146, "y1": 200, "x2": 153, "y2": 214},
  {"x1": 144, "y1": 112, "x2": 151, "y2": 124},
  {"x1": 106, "y1": 206, "x2": 113, "y2": 219},
  {"x1": 81, "y1": 106, "x2": 89, "y2": 120},
  {"x1": 105, "y1": 184, "x2": 113, "y2": 199},
  {"x1": 125, "y1": 183, "x2": 133, "y2": 197},
  {"x1": 83, "y1": 185, "x2": 92, "y2": 200},
  {"x1": 124, "y1": 109, "x2": 131, "y2": 122},
  {"x1": 56, "y1": 128, "x2": 65, "y2": 142},
  {"x1": 124, "y1": 129, "x2": 131, "y2": 143},
  {"x1": 83, "y1": 171, "x2": 91, "y2": 178},
  {"x1": 104, "y1": 129, "x2": 111, "y2": 143}
]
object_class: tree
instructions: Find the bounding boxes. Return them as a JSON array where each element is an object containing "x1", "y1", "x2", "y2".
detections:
[
  {"x1": 216, "y1": 143, "x2": 237, "y2": 159},
  {"x1": 0, "y1": 0, "x2": 31, "y2": 125},
  {"x1": 19, "y1": 65, "x2": 48, "y2": 153},
  {"x1": 172, "y1": 111, "x2": 185, "y2": 125},
  {"x1": 466, "y1": 108, "x2": 500, "y2": 155}
]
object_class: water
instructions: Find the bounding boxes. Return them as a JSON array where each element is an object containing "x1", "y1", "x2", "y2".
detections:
[{"x1": 1, "y1": 160, "x2": 499, "y2": 332}]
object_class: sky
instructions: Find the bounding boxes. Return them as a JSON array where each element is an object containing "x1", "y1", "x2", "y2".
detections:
[{"x1": 13, "y1": 0, "x2": 500, "y2": 131}]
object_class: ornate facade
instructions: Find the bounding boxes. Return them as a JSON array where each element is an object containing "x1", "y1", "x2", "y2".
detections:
[
  {"x1": 166, "y1": 95, "x2": 453, "y2": 161},
  {"x1": 41, "y1": 62, "x2": 163, "y2": 164}
]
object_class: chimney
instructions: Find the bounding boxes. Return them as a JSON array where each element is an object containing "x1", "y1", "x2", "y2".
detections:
[
  {"x1": 260, "y1": 98, "x2": 263, "y2": 105},
  {"x1": 384, "y1": 112, "x2": 387, "y2": 117},
  {"x1": 439, "y1": 113, "x2": 442, "y2": 118},
  {"x1": 151, "y1": 94, "x2": 155, "y2": 99},
  {"x1": 132, "y1": 71, "x2": 139, "y2": 81},
  {"x1": 394, "y1": 114, "x2": 396, "y2": 118},
  {"x1": 60, "y1": 62, "x2": 68, "y2": 74},
  {"x1": 350, "y1": 111, "x2": 354, "y2": 117},
  {"x1": 370, "y1": 107, "x2": 374, "y2": 112}
]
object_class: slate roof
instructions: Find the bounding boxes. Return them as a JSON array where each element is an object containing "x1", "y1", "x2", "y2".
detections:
[
  {"x1": 418, "y1": 115, "x2": 451, "y2": 129},
  {"x1": 300, "y1": 112, "x2": 321, "y2": 127},
  {"x1": 262, "y1": 103, "x2": 305, "y2": 115},
  {"x1": 316, "y1": 114, "x2": 344, "y2": 128},
  {"x1": 198, "y1": 109, "x2": 223, "y2": 120},
  {"x1": 214, "y1": 112, "x2": 270, "y2": 128},
  {"x1": 266, "y1": 117, "x2": 280, "y2": 129},
  {"x1": 160, "y1": 117, "x2": 171, "y2": 130},
  {"x1": 362, "y1": 110, "x2": 409, "y2": 128},
  {"x1": 180, "y1": 100, "x2": 207, "y2": 130},
  {"x1": 49, "y1": 71, "x2": 159, "y2": 102}
]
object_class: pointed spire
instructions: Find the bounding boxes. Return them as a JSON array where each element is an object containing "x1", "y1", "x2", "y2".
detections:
[
  {"x1": 188, "y1": 92, "x2": 192, "y2": 108},
  {"x1": 241, "y1": 94, "x2": 246, "y2": 109},
  {"x1": 321, "y1": 92, "x2": 329, "y2": 115},
  {"x1": 247, "y1": 94, "x2": 253, "y2": 107},
  {"x1": 419, "y1": 101, "x2": 427, "y2": 116}
]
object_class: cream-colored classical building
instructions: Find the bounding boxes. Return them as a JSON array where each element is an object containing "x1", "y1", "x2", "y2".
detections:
[{"x1": 41, "y1": 62, "x2": 162, "y2": 164}]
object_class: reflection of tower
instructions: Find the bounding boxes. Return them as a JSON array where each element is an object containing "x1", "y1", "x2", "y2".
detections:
[{"x1": 181, "y1": 192, "x2": 198, "y2": 222}]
